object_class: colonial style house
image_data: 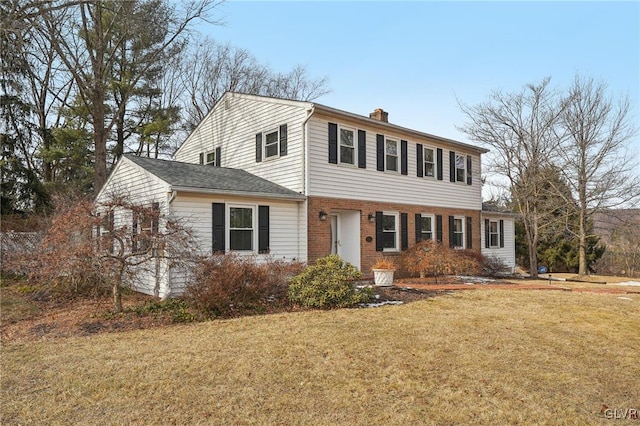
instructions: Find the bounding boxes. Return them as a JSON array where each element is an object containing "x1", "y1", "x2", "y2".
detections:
[{"x1": 97, "y1": 92, "x2": 515, "y2": 297}]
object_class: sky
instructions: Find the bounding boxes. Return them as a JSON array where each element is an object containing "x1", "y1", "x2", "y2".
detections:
[{"x1": 198, "y1": 1, "x2": 640, "y2": 194}]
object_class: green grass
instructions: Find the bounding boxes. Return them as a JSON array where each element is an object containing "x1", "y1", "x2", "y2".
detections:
[{"x1": 2, "y1": 290, "x2": 639, "y2": 425}]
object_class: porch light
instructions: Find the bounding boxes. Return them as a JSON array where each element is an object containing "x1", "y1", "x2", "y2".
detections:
[
  {"x1": 368, "y1": 213, "x2": 375, "y2": 223},
  {"x1": 319, "y1": 210, "x2": 328, "y2": 221}
]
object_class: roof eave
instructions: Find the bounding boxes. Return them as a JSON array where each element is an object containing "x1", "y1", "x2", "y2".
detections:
[
  {"x1": 170, "y1": 186, "x2": 306, "y2": 201},
  {"x1": 312, "y1": 104, "x2": 489, "y2": 154}
]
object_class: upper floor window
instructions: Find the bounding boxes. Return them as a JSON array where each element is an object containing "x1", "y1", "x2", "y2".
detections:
[
  {"x1": 452, "y1": 217, "x2": 465, "y2": 248},
  {"x1": 264, "y1": 129, "x2": 279, "y2": 159},
  {"x1": 455, "y1": 154, "x2": 466, "y2": 182},
  {"x1": 386, "y1": 139, "x2": 398, "y2": 172},
  {"x1": 229, "y1": 206, "x2": 254, "y2": 251},
  {"x1": 424, "y1": 147, "x2": 435, "y2": 177},
  {"x1": 205, "y1": 151, "x2": 216, "y2": 165},
  {"x1": 339, "y1": 127, "x2": 355, "y2": 165}
]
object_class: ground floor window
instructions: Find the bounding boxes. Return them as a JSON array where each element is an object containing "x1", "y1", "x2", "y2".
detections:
[
  {"x1": 229, "y1": 206, "x2": 254, "y2": 251},
  {"x1": 489, "y1": 220, "x2": 499, "y2": 248},
  {"x1": 452, "y1": 217, "x2": 464, "y2": 248},
  {"x1": 382, "y1": 212, "x2": 399, "y2": 251},
  {"x1": 420, "y1": 214, "x2": 434, "y2": 241}
]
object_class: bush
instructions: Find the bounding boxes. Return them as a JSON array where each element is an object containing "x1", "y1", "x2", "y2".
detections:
[
  {"x1": 402, "y1": 241, "x2": 480, "y2": 282},
  {"x1": 288, "y1": 255, "x2": 373, "y2": 308},
  {"x1": 186, "y1": 254, "x2": 303, "y2": 318}
]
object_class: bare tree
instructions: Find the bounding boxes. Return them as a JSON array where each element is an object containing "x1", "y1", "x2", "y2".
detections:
[
  {"x1": 459, "y1": 78, "x2": 568, "y2": 277},
  {"x1": 179, "y1": 36, "x2": 330, "y2": 130},
  {"x1": 555, "y1": 76, "x2": 639, "y2": 275}
]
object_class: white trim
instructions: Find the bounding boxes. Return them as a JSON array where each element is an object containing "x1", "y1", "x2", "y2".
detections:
[
  {"x1": 420, "y1": 213, "x2": 435, "y2": 241},
  {"x1": 385, "y1": 138, "x2": 399, "y2": 173},
  {"x1": 423, "y1": 146, "x2": 436, "y2": 178},
  {"x1": 453, "y1": 216, "x2": 465, "y2": 249},
  {"x1": 488, "y1": 219, "x2": 500, "y2": 248},
  {"x1": 263, "y1": 128, "x2": 280, "y2": 160},
  {"x1": 205, "y1": 150, "x2": 216, "y2": 165},
  {"x1": 455, "y1": 154, "x2": 466, "y2": 183},
  {"x1": 382, "y1": 211, "x2": 400, "y2": 252},
  {"x1": 227, "y1": 204, "x2": 257, "y2": 252}
]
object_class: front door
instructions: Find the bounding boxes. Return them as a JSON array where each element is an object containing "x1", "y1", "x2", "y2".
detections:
[{"x1": 329, "y1": 210, "x2": 360, "y2": 269}]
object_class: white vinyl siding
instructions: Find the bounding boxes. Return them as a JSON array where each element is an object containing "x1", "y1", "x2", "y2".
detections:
[
  {"x1": 481, "y1": 215, "x2": 516, "y2": 272},
  {"x1": 307, "y1": 116, "x2": 482, "y2": 209},
  {"x1": 174, "y1": 93, "x2": 309, "y2": 193}
]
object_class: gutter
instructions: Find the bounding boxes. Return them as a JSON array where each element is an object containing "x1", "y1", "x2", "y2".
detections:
[{"x1": 168, "y1": 186, "x2": 307, "y2": 202}]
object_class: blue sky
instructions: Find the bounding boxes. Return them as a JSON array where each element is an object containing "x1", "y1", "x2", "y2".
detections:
[{"x1": 200, "y1": 1, "x2": 640, "y2": 180}]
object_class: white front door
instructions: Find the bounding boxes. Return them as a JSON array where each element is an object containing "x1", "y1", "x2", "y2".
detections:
[{"x1": 330, "y1": 210, "x2": 360, "y2": 269}]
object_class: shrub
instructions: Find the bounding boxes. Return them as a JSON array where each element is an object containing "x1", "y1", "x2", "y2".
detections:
[
  {"x1": 402, "y1": 240, "x2": 480, "y2": 282},
  {"x1": 461, "y1": 251, "x2": 511, "y2": 277},
  {"x1": 288, "y1": 255, "x2": 373, "y2": 308},
  {"x1": 186, "y1": 254, "x2": 302, "y2": 318}
]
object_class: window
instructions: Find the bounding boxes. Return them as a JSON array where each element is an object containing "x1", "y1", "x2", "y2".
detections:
[
  {"x1": 424, "y1": 147, "x2": 435, "y2": 177},
  {"x1": 420, "y1": 214, "x2": 434, "y2": 241},
  {"x1": 382, "y1": 212, "x2": 399, "y2": 251},
  {"x1": 489, "y1": 220, "x2": 499, "y2": 248},
  {"x1": 455, "y1": 154, "x2": 466, "y2": 182},
  {"x1": 453, "y1": 217, "x2": 464, "y2": 248},
  {"x1": 386, "y1": 139, "x2": 398, "y2": 172},
  {"x1": 229, "y1": 206, "x2": 254, "y2": 251},
  {"x1": 339, "y1": 127, "x2": 355, "y2": 165},
  {"x1": 205, "y1": 151, "x2": 215, "y2": 165},
  {"x1": 264, "y1": 129, "x2": 279, "y2": 159}
]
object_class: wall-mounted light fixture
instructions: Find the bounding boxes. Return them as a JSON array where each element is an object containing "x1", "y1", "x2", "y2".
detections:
[
  {"x1": 368, "y1": 213, "x2": 375, "y2": 223},
  {"x1": 319, "y1": 210, "x2": 328, "y2": 221}
]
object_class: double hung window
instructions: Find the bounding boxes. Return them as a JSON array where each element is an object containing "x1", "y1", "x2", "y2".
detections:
[
  {"x1": 424, "y1": 147, "x2": 435, "y2": 177},
  {"x1": 385, "y1": 139, "x2": 398, "y2": 172},
  {"x1": 229, "y1": 206, "x2": 254, "y2": 251},
  {"x1": 339, "y1": 127, "x2": 355, "y2": 165}
]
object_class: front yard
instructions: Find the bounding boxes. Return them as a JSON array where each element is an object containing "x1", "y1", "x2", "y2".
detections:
[{"x1": 2, "y1": 287, "x2": 639, "y2": 425}]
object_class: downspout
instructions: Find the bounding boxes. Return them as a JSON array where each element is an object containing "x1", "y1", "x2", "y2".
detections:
[
  {"x1": 301, "y1": 106, "x2": 315, "y2": 262},
  {"x1": 161, "y1": 188, "x2": 178, "y2": 299}
]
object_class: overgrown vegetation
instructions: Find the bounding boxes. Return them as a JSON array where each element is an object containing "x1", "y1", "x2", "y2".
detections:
[
  {"x1": 186, "y1": 254, "x2": 304, "y2": 318},
  {"x1": 288, "y1": 255, "x2": 374, "y2": 308},
  {"x1": 402, "y1": 241, "x2": 482, "y2": 283}
]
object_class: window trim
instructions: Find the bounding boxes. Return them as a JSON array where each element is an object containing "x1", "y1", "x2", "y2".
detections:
[
  {"x1": 420, "y1": 213, "x2": 435, "y2": 241},
  {"x1": 263, "y1": 128, "x2": 280, "y2": 160},
  {"x1": 488, "y1": 220, "x2": 500, "y2": 248},
  {"x1": 423, "y1": 146, "x2": 436, "y2": 178},
  {"x1": 385, "y1": 138, "x2": 399, "y2": 173},
  {"x1": 453, "y1": 216, "x2": 465, "y2": 249},
  {"x1": 205, "y1": 150, "x2": 216, "y2": 165},
  {"x1": 227, "y1": 204, "x2": 256, "y2": 252},
  {"x1": 338, "y1": 125, "x2": 356, "y2": 166},
  {"x1": 455, "y1": 154, "x2": 466, "y2": 183},
  {"x1": 382, "y1": 211, "x2": 400, "y2": 252}
]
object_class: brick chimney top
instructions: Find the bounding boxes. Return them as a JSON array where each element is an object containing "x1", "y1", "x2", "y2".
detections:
[{"x1": 369, "y1": 108, "x2": 388, "y2": 123}]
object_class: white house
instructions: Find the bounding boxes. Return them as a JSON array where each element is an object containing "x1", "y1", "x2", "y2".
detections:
[{"x1": 97, "y1": 92, "x2": 516, "y2": 296}]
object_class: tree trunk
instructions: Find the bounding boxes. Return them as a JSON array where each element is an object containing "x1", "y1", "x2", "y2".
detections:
[
  {"x1": 578, "y1": 207, "x2": 588, "y2": 275},
  {"x1": 113, "y1": 282, "x2": 122, "y2": 313},
  {"x1": 91, "y1": 3, "x2": 108, "y2": 197}
]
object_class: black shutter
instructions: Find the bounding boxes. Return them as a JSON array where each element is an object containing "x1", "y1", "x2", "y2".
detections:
[
  {"x1": 401, "y1": 213, "x2": 408, "y2": 250},
  {"x1": 416, "y1": 144, "x2": 423, "y2": 177},
  {"x1": 485, "y1": 219, "x2": 490, "y2": 248},
  {"x1": 376, "y1": 134, "x2": 384, "y2": 171},
  {"x1": 466, "y1": 216, "x2": 472, "y2": 249},
  {"x1": 255, "y1": 133, "x2": 262, "y2": 163},
  {"x1": 448, "y1": 215, "x2": 455, "y2": 248},
  {"x1": 415, "y1": 213, "x2": 422, "y2": 243},
  {"x1": 466, "y1": 155, "x2": 472, "y2": 185},
  {"x1": 258, "y1": 205, "x2": 270, "y2": 253},
  {"x1": 199, "y1": 153, "x2": 204, "y2": 164},
  {"x1": 212, "y1": 202, "x2": 225, "y2": 253},
  {"x1": 499, "y1": 219, "x2": 505, "y2": 248},
  {"x1": 437, "y1": 148, "x2": 443, "y2": 180},
  {"x1": 400, "y1": 140, "x2": 408, "y2": 175},
  {"x1": 279, "y1": 124, "x2": 288, "y2": 156},
  {"x1": 436, "y1": 215, "x2": 443, "y2": 243},
  {"x1": 328, "y1": 123, "x2": 338, "y2": 164},
  {"x1": 357, "y1": 130, "x2": 366, "y2": 168},
  {"x1": 215, "y1": 147, "x2": 221, "y2": 167},
  {"x1": 449, "y1": 151, "x2": 456, "y2": 182},
  {"x1": 375, "y1": 211, "x2": 383, "y2": 251}
]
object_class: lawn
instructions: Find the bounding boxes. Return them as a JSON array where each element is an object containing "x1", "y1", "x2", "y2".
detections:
[{"x1": 2, "y1": 289, "x2": 639, "y2": 425}]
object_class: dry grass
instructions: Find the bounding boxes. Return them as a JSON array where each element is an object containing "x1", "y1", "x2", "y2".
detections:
[{"x1": 3, "y1": 290, "x2": 639, "y2": 425}]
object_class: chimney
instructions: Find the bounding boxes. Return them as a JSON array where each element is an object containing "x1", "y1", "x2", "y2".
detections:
[{"x1": 369, "y1": 108, "x2": 388, "y2": 123}]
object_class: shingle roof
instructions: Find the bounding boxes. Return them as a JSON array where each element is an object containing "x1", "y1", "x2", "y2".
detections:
[{"x1": 124, "y1": 155, "x2": 305, "y2": 200}]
